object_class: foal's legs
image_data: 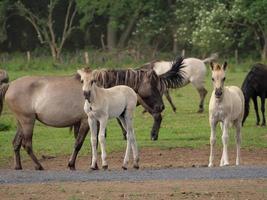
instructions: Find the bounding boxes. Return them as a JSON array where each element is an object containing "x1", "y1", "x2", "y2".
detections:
[
  {"x1": 98, "y1": 117, "x2": 108, "y2": 169},
  {"x1": 220, "y1": 121, "x2": 229, "y2": 166},
  {"x1": 88, "y1": 118, "x2": 99, "y2": 170},
  {"x1": 235, "y1": 121, "x2": 242, "y2": 165},
  {"x1": 252, "y1": 96, "x2": 260, "y2": 125},
  {"x1": 260, "y1": 94, "x2": 266, "y2": 126},
  {"x1": 209, "y1": 120, "x2": 217, "y2": 167},
  {"x1": 68, "y1": 119, "x2": 89, "y2": 170},
  {"x1": 164, "y1": 89, "x2": 176, "y2": 112}
]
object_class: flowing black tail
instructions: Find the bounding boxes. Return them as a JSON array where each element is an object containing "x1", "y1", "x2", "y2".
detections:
[{"x1": 159, "y1": 57, "x2": 185, "y2": 89}]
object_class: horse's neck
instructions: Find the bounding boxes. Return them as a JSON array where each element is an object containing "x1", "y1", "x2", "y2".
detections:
[{"x1": 90, "y1": 84, "x2": 103, "y2": 103}]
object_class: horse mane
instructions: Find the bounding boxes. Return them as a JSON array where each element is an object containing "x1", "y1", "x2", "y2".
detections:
[
  {"x1": 212, "y1": 63, "x2": 222, "y2": 71},
  {"x1": 90, "y1": 68, "x2": 151, "y2": 91}
]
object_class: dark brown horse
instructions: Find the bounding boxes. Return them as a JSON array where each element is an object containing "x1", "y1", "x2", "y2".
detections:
[
  {"x1": 0, "y1": 58, "x2": 183, "y2": 170},
  {"x1": 242, "y1": 63, "x2": 267, "y2": 126}
]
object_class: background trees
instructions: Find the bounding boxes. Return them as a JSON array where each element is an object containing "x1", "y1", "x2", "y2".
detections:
[{"x1": 0, "y1": 0, "x2": 266, "y2": 62}]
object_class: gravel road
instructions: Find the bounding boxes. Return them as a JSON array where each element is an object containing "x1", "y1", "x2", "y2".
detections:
[{"x1": 0, "y1": 165, "x2": 267, "y2": 184}]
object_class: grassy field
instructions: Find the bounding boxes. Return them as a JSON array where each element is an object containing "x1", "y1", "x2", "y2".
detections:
[{"x1": 0, "y1": 64, "x2": 267, "y2": 167}]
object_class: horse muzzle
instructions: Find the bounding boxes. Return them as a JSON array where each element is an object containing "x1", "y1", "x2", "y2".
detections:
[
  {"x1": 215, "y1": 88, "x2": 223, "y2": 99},
  {"x1": 83, "y1": 90, "x2": 91, "y2": 100}
]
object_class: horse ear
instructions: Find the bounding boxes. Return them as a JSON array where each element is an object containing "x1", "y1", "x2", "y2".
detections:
[
  {"x1": 77, "y1": 69, "x2": 84, "y2": 76},
  {"x1": 210, "y1": 62, "x2": 214, "y2": 70},
  {"x1": 223, "y1": 61, "x2": 227, "y2": 70}
]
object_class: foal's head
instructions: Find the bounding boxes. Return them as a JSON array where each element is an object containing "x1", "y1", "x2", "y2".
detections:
[
  {"x1": 77, "y1": 68, "x2": 96, "y2": 101},
  {"x1": 210, "y1": 62, "x2": 227, "y2": 99}
]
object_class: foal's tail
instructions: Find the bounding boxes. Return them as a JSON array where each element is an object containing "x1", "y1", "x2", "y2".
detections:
[
  {"x1": 159, "y1": 56, "x2": 185, "y2": 89},
  {"x1": 0, "y1": 83, "x2": 9, "y2": 116}
]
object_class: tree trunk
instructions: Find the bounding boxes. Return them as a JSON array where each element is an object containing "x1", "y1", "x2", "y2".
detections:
[
  {"x1": 117, "y1": 15, "x2": 138, "y2": 48},
  {"x1": 107, "y1": 17, "x2": 117, "y2": 50},
  {"x1": 172, "y1": 33, "x2": 178, "y2": 54},
  {"x1": 261, "y1": 36, "x2": 267, "y2": 61}
]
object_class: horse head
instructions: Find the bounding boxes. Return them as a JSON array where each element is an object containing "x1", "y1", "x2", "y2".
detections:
[{"x1": 210, "y1": 62, "x2": 227, "y2": 100}]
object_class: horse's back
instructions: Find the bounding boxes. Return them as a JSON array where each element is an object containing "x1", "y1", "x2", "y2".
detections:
[
  {"x1": 182, "y1": 58, "x2": 206, "y2": 87},
  {"x1": 6, "y1": 75, "x2": 86, "y2": 127}
]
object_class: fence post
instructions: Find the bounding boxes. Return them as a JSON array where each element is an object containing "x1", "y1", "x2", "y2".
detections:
[
  {"x1": 84, "y1": 51, "x2": 89, "y2": 65},
  {"x1": 27, "y1": 51, "x2": 31, "y2": 63},
  {"x1": 181, "y1": 49, "x2": 185, "y2": 57}
]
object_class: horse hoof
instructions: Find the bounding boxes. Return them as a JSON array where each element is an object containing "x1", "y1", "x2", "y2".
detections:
[
  {"x1": 122, "y1": 166, "x2": 127, "y2": 170},
  {"x1": 68, "y1": 163, "x2": 76, "y2": 171},
  {"x1": 35, "y1": 165, "x2": 44, "y2": 170},
  {"x1": 151, "y1": 136, "x2": 158, "y2": 141},
  {"x1": 102, "y1": 165, "x2": 108, "y2": 170},
  {"x1": 208, "y1": 163, "x2": 214, "y2": 168},
  {"x1": 90, "y1": 163, "x2": 99, "y2": 170},
  {"x1": 14, "y1": 166, "x2": 22, "y2": 170},
  {"x1": 133, "y1": 165, "x2": 139, "y2": 170}
]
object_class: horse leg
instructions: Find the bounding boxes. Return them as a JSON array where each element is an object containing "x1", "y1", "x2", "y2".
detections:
[
  {"x1": 12, "y1": 123, "x2": 23, "y2": 170},
  {"x1": 235, "y1": 122, "x2": 242, "y2": 166},
  {"x1": 98, "y1": 117, "x2": 108, "y2": 169},
  {"x1": 88, "y1": 118, "x2": 99, "y2": 170},
  {"x1": 150, "y1": 112, "x2": 162, "y2": 141},
  {"x1": 220, "y1": 121, "x2": 229, "y2": 166},
  {"x1": 19, "y1": 117, "x2": 43, "y2": 170},
  {"x1": 117, "y1": 118, "x2": 127, "y2": 140},
  {"x1": 260, "y1": 94, "x2": 266, "y2": 126},
  {"x1": 164, "y1": 89, "x2": 176, "y2": 112},
  {"x1": 68, "y1": 119, "x2": 89, "y2": 170},
  {"x1": 208, "y1": 120, "x2": 217, "y2": 167},
  {"x1": 119, "y1": 117, "x2": 131, "y2": 170},
  {"x1": 252, "y1": 96, "x2": 260, "y2": 126},
  {"x1": 197, "y1": 87, "x2": 208, "y2": 113}
]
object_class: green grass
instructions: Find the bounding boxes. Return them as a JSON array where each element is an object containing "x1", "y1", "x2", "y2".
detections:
[{"x1": 0, "y1": 64, "x2": 267, "y2": 167}]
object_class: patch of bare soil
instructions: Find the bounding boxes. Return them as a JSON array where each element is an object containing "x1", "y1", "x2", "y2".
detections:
[
  {"x1": 1, "y1": 147, "x2": 267, "y2": 170},
  {"x1": 1, "y1": 179, "x2": 267, "y2": 200}
]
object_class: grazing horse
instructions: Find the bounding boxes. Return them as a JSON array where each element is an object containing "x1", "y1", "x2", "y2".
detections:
[
  {"x1": 78, "y1": 68, "x2": 139, "y2": 170},
  {"x1": 208, "y1": 62, "x2": 244, "y2": 167},
  {"x1": 242, "y1": 63, "x2": 267, "y2": 126},
  {"x1": 0, "y1": 74, "x2": 89, "y2": 170},
  {"x1": 87, "y1": 57, "x2": 184, "y2": 141},
  {"x1": 141, "y1": 54, "x2": 218, "y2": 113}
]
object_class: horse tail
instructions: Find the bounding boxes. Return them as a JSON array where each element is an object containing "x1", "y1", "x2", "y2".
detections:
[
  {"x1": 0, "y1": 83, "x2": 9, "y2": 116},
  {"x1": 159, "y1": 56, "x2": 185, "y2": 89},
  {"x1": 202, "y1": 53, "x2": 218, "y2": 63}
]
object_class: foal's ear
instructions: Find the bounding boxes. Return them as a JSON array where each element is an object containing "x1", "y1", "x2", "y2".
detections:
[
  {"x1": 77, "y1": 69, "x2": 84, "y2": 76},
  {"x1": 210, "y1": 62, "x2": 214, "y2": 70},
  {"x1": 223, "y1": 61, "x2": 227, "y2": 70}
]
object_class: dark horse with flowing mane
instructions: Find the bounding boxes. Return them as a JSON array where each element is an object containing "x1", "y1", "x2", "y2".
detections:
[
  {"x1": 0, "y1": 57, "x2": 184, "y2": 170},
  {"x1": 242, "y1": 63, "x2": 267, "y2": 126}
]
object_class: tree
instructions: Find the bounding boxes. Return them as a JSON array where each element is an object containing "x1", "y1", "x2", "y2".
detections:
[
  {"x1": 230, "y1": 0, "x2": 267, "y2": 60},
  {"x1": 15, "y1": 0, "x2": 78, "y2": 61},
  {"x1": 77, "y1": 0, "x2": 144, "y2": 50},
  {"x1": 0, "y1": 0, "x2": 9, "y2": 43}
]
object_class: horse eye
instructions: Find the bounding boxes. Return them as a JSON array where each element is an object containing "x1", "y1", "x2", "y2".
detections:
[
  {"x1": 211, "y1": 78, "x2": 214, "y2": 81},
  {"x1": 80, "y1": 80, "x2": 84, "y2": 84},
  {"x1": 222, "y1": 77, "x2": 226, "y2": 81}
]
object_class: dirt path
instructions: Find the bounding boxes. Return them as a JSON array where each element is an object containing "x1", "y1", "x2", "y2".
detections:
[{"x1": 1, "y1": 147, "x2": 267, "y2": 199}]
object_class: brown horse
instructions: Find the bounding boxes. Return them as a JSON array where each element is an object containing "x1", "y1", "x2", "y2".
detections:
[
  {"x1": 0, "y1": 74, "x2": 88, "y2": 170},
  {"x1": 0, "y1": 58, "x2": 183, "y2": 170}
]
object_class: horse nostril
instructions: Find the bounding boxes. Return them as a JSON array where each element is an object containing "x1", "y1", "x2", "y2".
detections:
[
  {"x1": 83, "y1": 91, "x2": 91, "y2": 100},
  {"x1": 215, "y1": 89, "x2": 222, "y2": 97}
]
